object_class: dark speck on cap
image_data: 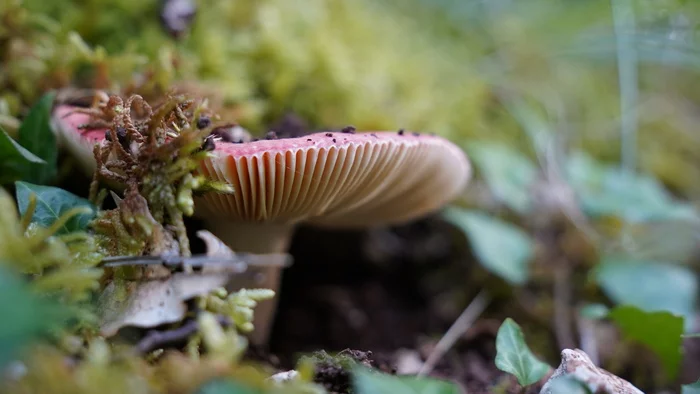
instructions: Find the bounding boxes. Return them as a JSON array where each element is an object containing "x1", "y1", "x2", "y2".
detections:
[
  {"x1": 196, "y1": 115, "x2": 211, "y2": 129},
  {"x1": 201, "y1": 136, "x2": 216, "y2": 151},
  {"x1": 332, "y1": 138, "x2": 336, "y2": 143},
  {"x1": 307, "y1": 138, "x2": 313, "y2": 142},
  {"x1": 210, "y1": 124, "x2": 236, "y2": 142},
  {"x1": 398, "y1": 129, "x2": 405, "y2": 136},
  {"x1": 341, "y1": 126, "x2": 356, "y2": 134},
  {"x1": 325, "y1": 132, "x2": 333, "y2": 137}
]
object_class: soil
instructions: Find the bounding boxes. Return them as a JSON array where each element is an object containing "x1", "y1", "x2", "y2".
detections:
[{"x1": 256, "y1": 216, "x2": 544, "y2": 394}]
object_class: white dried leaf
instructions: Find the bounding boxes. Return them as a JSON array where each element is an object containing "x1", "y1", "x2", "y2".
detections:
[{"x1": 98, "y1": 273, "x2": 229, "y2": 337}]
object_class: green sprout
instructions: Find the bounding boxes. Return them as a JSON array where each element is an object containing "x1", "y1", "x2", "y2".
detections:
[{"x1": 198, "y1": 288, "x2": 276, "y2": 334}]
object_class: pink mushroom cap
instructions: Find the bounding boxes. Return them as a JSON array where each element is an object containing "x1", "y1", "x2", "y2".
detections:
[
  {"x1": 51, "y1": 105, "x2": 109, "y2": 175},
  {"x1": 51, "y1": 103, "x2": 472, "y2": 229},
  {"x1": 196, "y1": 129, "x2": 471, "y2": 228}
]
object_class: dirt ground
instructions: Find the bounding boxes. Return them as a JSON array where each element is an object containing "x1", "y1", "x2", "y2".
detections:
[{"x1": 255, "y1": 218, "x2": 543, "y2": 394}]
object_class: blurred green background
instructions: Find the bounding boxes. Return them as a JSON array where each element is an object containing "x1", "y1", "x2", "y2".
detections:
[{"x1": 4, "y1": 0, "x2": 700, "y2": 390}]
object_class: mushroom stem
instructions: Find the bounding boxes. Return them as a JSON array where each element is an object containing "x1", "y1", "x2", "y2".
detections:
[
  {"x1": 204, "y1": 221, "x2": 294, "y2": 254},
  {"x1": 202, "y1": 220, "x2": 295, "y2": 345}
]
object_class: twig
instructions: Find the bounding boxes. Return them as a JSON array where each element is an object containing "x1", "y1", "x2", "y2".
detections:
[
  {"x1": 135, "y1": 315, "x2": 231, "y2": 354},
  {"x1": 553, "y1": 262, "x2": 575, "y2": 350},
  {"x1": 418, "y1": 289, "x2": 491, "y2": 376},
  {"x1": 577, "y1": 313, "x2": 600, "y2": 366},
  {"x1": 612, "y1": 0, "x2": 639, "y2": 174}
]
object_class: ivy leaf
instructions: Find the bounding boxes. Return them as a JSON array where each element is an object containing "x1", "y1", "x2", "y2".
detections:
[
  {"x1": 578, "y1": 303, "x2": 609, "y2": 320},
  {"x1": 604, "y1": 219, "x2": 700, "y2": 264},
  {"x1": 0, "y1": 126, "x2": 46, "y2": 185},
  {"x1": 17, "y1": 92, "x2": 58, "y2": 184},
  {"x1": 608, "y1": 305, "x2": 684, "y2": 380},
  {"x1": 465, "y1": 142, "x2": 538, "y2": 215},
  {"x1": 546, "y1": 376, "x2": 593, "y2": 394},
  {"x1": 565, "y1": 152, "x2": 697, "y2": 222},
  {"x1": 196, "y1": 379, "x2": 263, "y2": 394},
  {"x1": 594, "y1": 258, "x2": 697, "y2": 321},
  {"x1": 15, "y1": 181, "x2": 96, "y2": 235},
  {"x1": 0, "y1": 264, "x2": 64, "y2": 369},
  {"x1": 353, "y1": 366, "x2": 460, "y2": 394},
  {"x1": 495, "y1": 318, "x2": 551, "y2": 386},
  {"x1": 682, "y1": 380, "x2": 700, "y2": 394},
  {"x1": 444, "y1": 208, "x2": 534, "y2": 285}
]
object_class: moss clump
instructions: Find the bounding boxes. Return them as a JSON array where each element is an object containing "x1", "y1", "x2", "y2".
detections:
[{"x1": 76, "y1": 93, "x2": 232, "y2": 257}]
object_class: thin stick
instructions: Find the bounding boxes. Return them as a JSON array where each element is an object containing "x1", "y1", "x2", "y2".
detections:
[
  {"x1": 418, "y1": 289, "x2": 491, "y2": 376},
  {"x1": 135, "y1": 315, "x2": 231, "y2": 354},
  {"x1": 553, "y1": 262, "x2": 575, "y2": 350},
  {"x1": 612, "y1": 0, "x2": 638, "y2": 174},
  {"x1": 577, "y1": 314, "x2": 599, "y2": 366}
]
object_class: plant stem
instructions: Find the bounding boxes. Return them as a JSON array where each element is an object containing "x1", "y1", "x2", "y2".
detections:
[{"x1": 612, "y1": 0, "x2": 638, "y2": 174}]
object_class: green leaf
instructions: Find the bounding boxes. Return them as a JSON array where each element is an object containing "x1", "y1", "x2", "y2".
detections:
[
  {"x1": 353, "y1": 366, "x2": 460, "y2": 394},
  {"x1": 0, "y1": 126, "x2": 46, "y2": 185},
  {"x1": 465, "y1": 142, "x2": 538, "y2": 215},
  {"x1": 196, "y1": 379, "x2": 264, "y2": 394},
  {"x1": 15, "y1": 181, "x2": 96, "y2": 235},
  {"x1": 17, "y1": 92, "x2": 57, "y2": 184},
  {"x1": 578, "y1": 303, "x2": 609, "y2": 320},
  {"x1": 443, "y1": 208, "x2": 534, "y2": 285},
  {"x1": 565, "y1": 152, "x2": 697, "y2": 222},
  {"x1": 608, "y1": 305, "x2": 684, "y2": 380},
  {"x1": 605, "y1": 219, "x2": 700, "y2": 264},
  {"x1": 0, "y1": 264, "x2": 63, "y2": 369},
  {"x1": 546, "y1": 376, "x2": 593, "y2": 394},
  {"x1": 594, "y1": 258, "x2": 697, "y2": 321},
  {"x1": 495, "y1": 318, "x2": 551, "y2": 386},
  {"x1": 682, "y1": 379, "x2": 700, "y2": 394}
]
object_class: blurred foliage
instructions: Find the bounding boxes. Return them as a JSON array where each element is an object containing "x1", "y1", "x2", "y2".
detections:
[
  {"x1": 594, "y1": 258, "x2": 697, "y2": 320},
  {"x1": 352, "y1": 366, "x2": 460, "y2": 394},
  {"x1": 8, "y1": 0, "x2": 700, "y2": 198},
  {"x1": 0, "y1": 265, "x2": 65, "y2": 371},
  {"x1": 15, "y1": 92, "x2": 57, "y2": 184},
  {"x1": 443, "y1": 208, "x2": 534, "y2": 285},
  {"x1": 3, "y1": 0, "x2": 700, "y2": 391},
  {"x1": 608, "y1": 306, "x2": 684, "y2": 381},
  {"x1": 0, "y1": 126, "x2": 45, "y2": 184},
  {"x1": 0, "y1": 185, "x2": 102, "y2": 307},
  {"x1": 685, "y1": 380, "x2": 700, "y2": 394}
]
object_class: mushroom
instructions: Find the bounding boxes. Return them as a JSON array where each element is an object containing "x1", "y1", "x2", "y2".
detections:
[
  {"x1": 51, "y1": 105, "x2": 108, "y2": 176},
  {"x1": 194, "y1": 129, "x2": 471, "y2": 342},
  {"x1": 51, "y1": 104, "x2": 472, "y2": 344}
]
